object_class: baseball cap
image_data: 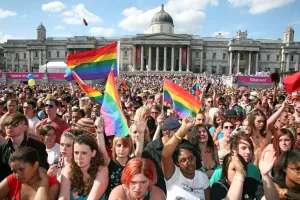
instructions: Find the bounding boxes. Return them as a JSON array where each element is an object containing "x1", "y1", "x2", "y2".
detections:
[{"x1": 162, "y1": 117, "x2": 181, "y2": 131}]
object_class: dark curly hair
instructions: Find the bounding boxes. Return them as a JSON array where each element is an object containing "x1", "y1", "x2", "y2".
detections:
[
  {"x1": 69, "y1": 134, "x2": 104, "y2": 196},
  {"x1": 188, "y1": 124, "x2": 215, "y2": 153}
]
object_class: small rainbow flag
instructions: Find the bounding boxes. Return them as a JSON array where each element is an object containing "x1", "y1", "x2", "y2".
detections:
[
  {"x1": 191, "y1": 79, "x2": 201, "y2": 97},
  {"x1": 65, "y1": 42, "x2": 118, "y2": 81},
  {"x1": 164, "y1": 78, "x2": 202, "y2": 119},
  {"x1": 119, "y1": 80, "x2": 130, "y2": 90},
  {"x1": 72, "y1": 71, "x2": 103, "y2": 104},
  {"x1": 100, "y1": 69, "x2": 129, "y2": 136}
]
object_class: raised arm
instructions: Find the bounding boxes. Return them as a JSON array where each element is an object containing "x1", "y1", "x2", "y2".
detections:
[
  {"x1": 87, "y1": 166, "x2": 109, "y2": 200},
  {"x1": 134, "y1": 115, "x2": 147, "y2": 157},
  {"x1": 95, "y1": 117, "x2": 111, "y2": 166},
  {"x1": 152, "y1": 114, "x2": 165, "y2": 141},
  {"x1": 267, "y1": 96, "x2": 289, "y2": 128},
  {"x1": 161, "y1": 116, "x2": 195, "y2": 181}
]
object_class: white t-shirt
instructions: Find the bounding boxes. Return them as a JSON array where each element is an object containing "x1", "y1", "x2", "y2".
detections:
[
  {"x1": 166, "y1": 165, "x2": 210, "y2": 200},
  {"x1": 46, "y1": 143, "x2": 60, "y2": 165},
  {"x1": 27, "y1": 116, "x2": 40, "y2": 135}
]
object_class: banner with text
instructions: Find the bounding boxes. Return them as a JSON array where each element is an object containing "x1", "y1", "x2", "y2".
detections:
[{"x1": 237, "y1": 76, "x2": 272, "y2": 84}]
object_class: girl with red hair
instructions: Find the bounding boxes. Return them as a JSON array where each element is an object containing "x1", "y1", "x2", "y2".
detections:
[{"x1": 109, "y1": 158, "x2": 165, "y2": 200}]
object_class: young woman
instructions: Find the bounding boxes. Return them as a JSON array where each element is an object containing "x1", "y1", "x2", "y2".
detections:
[
  {"x1": 162, "y1": 116, "x2": 210, "y2": 200},
  {"x1": 0, "y1": 147, "x2": 60, "y2": 200},
  {"x1": 242, "y1": 118, "x2": 251, "y2": 135},
  {"x1": 108, "y1": 158, "x2": 165, "y2": 200},
  {"x1": 273, "y1": 128, "x2": 295, "y2": 162},
  {"x1": 274, "y1": 150, "x2": 300, "y2": 200},
  {"x1": 59, "y1": 134, "x2": 108, "y2": 200},
  {"x1": 40, "y1": 124, "x2": 60, "y2": 165},
  {"x1": 251, "y1": 98, "x2": 262, "y2": 111},
  {"x1": 209, "y1": 111, "x2": 225, "y2": 141},
  {"x1": 211, "y1": 145, "x2": 279, "y2": 200},
  {"x1": 217, "y1": 120, "x2": 234, "y2": 164},
  {"x1": 47, "y1": 131, "x2": 76, "y2": 181},
  {"x1": 188, "y1": 124, "x2": 219, "y2": 178},
  {"x1": 248, "y1": 110, "x2": 272, "y2": 166}
]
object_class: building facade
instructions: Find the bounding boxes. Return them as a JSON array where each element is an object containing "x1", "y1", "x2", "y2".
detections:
[{"x1": 1, "y1": 5, "x2": 300, "y2": 74}]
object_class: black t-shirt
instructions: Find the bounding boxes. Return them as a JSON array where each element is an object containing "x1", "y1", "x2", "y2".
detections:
[
  {"x1": 211, "y1": 177, "x2": 264, "y2": 200},
  {"x1": 106, "y1": 159, "x2": 126, "y2": 197}
]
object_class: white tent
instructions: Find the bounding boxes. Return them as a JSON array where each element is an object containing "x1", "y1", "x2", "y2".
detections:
[{"x1": 39, "y1": 61, "x2": 67, "y2": 73}]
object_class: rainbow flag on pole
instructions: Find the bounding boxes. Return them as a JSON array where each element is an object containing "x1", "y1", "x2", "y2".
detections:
[
  {"x1": 163, "y1": 78, "x2": 202, "y2": 119},
  {"x1": 119, "y1": 80, "x2": 130, "y2": 90},
  {"x1": 100, "y1": 69, "x2": 128, "y2": 136},
  {"x1": 191, "y1": 79, "x2": 201, "y2": 97},
  {"x1": 72, "y1": 71, "x2": 103, "y2": 104},
  {"x1": 65, "y1": 42, "x2": 118, "y2": 81}
]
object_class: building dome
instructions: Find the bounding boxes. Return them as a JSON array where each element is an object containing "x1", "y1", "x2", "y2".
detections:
[
  {"x1": 285, "y1": 24, "x2": 294, "y2": 32},
  {"x1": 37, "y1": 23, "x2": 46, "y2": 30},
  {"x1": 150, "y1": 4, "x2": 174, "y2": 27}
]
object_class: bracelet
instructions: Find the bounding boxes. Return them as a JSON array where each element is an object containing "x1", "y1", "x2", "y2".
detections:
[
  {"x1": 97, "y1": 131, "x2": 104, "y2": 134},
  {"x1": 175, "y1": 134, "x2": 183, "y2": 141},
  {"x1": 233, "y1": 176, "x2": 245, "y2": 182}
]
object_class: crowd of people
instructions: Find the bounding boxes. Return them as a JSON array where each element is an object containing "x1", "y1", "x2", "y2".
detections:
[{"x1": 0, "y1": 73, "x2": 299, "y2": 200}]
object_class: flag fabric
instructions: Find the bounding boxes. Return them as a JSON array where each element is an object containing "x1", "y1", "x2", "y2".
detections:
[
  {"x1": 163, "y1": 78, "x2": 202, "y2": 119},
  {"x1": 64, "y1": 42, "x2": 118, "y2": 81},
  {"x1": 283, "y1": 71, "x2": 300, "y2": 94},
  {"x1": 191, "y1": 79, "x2": 201, "y2": 97},
  {"x1": 72, "y1": 71, "x2": 103, "y2": 104},
  {"x1": 101, "y1": 69, "x2": 129, "y2": 136},
  {"x1": 119, "y1": 80, "x2": 130, "y2": 90},
  {"x1": 83, "y1": 18, "x2": 88, "y2": 26}
]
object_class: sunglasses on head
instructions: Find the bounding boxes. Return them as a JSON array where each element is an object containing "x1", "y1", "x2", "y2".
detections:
[
  {"x1": 224, "y1": 126, "x2": 234, "y2": 130},
  {"x1": 45, "y1": 104, "x2": 55, "y2": 108}
]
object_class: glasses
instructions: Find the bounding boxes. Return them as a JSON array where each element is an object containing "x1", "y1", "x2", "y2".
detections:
[
  {"x1": 288, "y1": 167, "x2": 300, "y2": 173},
  {"x1": 224, "y1": 126, "x2": 234, "y2": 130},
  {"x1": 45, "y1": 104, "x2": 55, "y2": 108}
]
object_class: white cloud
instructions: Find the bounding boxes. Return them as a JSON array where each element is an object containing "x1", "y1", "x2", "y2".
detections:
[
  {"x1": 21, "y1": 14, "x2": 27, "y2": 18},
  {"x1": 0, "y1": 9, "x2": 17, "y2": 18},
  {"x1": 213, "y1": 31, "x2": 231, "y2": 38},
  {"x1": 228, "y1": 0, "x2": 295, "y2": 14},
  {"x1": 89, "y1": 27, "x2": 115, "y2": 37},
  {"x1": 0, "y1": 32, "x2": 25, "y2": 43},
  {"x1": 118, "y1": 0, "x2": 218, "y2": 34},
  {"x1": 42, "y1": 1, "x2": 66, "y2": 12},
  {"x1": 63, "y1": 4, "x2": 102, "y2": 25},
  {"x1": 54, "y1": 25, "x2": 65, "y2": 30}
]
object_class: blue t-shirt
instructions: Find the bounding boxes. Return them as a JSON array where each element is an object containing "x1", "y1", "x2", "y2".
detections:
[{"x1": 209, "y1": 126, "x2": 224, "y2": 140}]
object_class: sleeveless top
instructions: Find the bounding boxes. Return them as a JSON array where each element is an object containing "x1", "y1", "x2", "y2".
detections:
[
  {"x1": 199, "y1": 149, "x2": 218, "y2": 172},
  {"x1": 70, "y1": 188, "x2": 106, "y2": 200},
  {"x1": 122, "y1": 184, "x2": 153, "y2": 200},
  {"x1": 218, "y1": 140, "x2": 231, "y2": 165}
]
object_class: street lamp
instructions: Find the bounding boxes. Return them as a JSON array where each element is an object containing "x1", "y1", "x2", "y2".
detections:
[{"x1": 45, "y1": 58, "x2": 48, "y2": 72}]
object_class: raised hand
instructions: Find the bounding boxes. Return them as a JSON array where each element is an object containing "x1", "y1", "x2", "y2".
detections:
[
  {"x1": 259, "y1": 144, "x2": 276, "y2": 175},
  {"x1": 232, "y1": 152, "x2": 246, "y2": 177},
  {"x1": 157, "y1": 114, "x2": 165, "y2": 127},
  {"x1": 180, "y1": 115, "x2": 195, "y2": 133},
  {"x1": 135, "y1": 115, "x2": 147, "y2": 134}
]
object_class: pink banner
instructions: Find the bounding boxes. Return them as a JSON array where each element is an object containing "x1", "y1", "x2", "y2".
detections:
[
  {"x1": 6, "y1": 73, "x2": 44, "y2": 79},
  {"x1": 182, "y1": 48, "x2": 187, "y2": 65},
  {"x1": 237, "y1": 76, "x2": 272, "y2": 84},
  {"x1": 136, "y1": 48, "x2": 141, "y2": 64},
  {"x1": 48, "y1": 73, "x2": 65, "y2": 79}
]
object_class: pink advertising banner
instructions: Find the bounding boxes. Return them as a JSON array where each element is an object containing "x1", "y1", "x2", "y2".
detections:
[
  {"x1": 237, "y1": 76, "x2": 272, "y2": 84},
  {"x1": 182, "y1": 48, "x2": 187, "y2": 65},
  {"x1": 6, "y1": 73, "x2": 44, "y2": 79},
  {"x1": 48, "y1": 73, "x2": 65, "y2": 79}
]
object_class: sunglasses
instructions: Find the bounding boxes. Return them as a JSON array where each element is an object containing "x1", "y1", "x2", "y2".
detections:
[
  {"x1": 45, "y1": 104, "x2": 55, "y2": 108},
  {"x1": 224, "y1": 126, "x2": 234, "y2": 130},
  {"x1": 4, "y1": 120, "x2": 24, "y2": 127}
]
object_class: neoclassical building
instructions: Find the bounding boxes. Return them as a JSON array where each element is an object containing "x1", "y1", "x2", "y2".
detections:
[{"x1": 1, "y1": 4, "x2": 299, "y2": 74}]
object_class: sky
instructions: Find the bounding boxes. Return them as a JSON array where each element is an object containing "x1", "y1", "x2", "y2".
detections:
[{"x1": 1, "y1": 0, "x2": 300, "y2": 43}]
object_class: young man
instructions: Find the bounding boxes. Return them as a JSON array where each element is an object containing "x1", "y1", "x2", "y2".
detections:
[
  {"x1": 23, "y1": 99, "x2": 40, "y2": 136},
  {"x1": 0, "y1": 99, "x2": 18, "y2": 132}
]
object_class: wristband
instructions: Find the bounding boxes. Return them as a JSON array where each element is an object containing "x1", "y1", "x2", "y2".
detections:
[
  {"x1": 233, "y1": 176, "x2": 245, "y2": 182},
  {"x1": 175, "y1": 134, "x2": 183, "y2": 141}
]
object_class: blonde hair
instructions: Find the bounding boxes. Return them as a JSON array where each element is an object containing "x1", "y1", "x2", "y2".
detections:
[
  {"x1": 112, "y1": 137, "x2": 133, "y2": 160},
  {"x1": 133, "y1": 106, "x2": 150, "y2": 121}
]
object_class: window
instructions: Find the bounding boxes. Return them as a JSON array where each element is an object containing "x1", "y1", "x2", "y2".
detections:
[
  {"x1": 57, "y1": 51, "x2": 60, "y2": 58},
  {"x1": 258, "y1": 54, "x2": 261, "y2": 61},
  {"x1": 223, "y1": 53, "x2": 226, "y2": 60},
  {"x1": 196, "y1": 52, "x2": 199, "y2": 58},
  {"x1": 240, "y1": 54, "x2": 244, "y2": 60},
  {"x1": 124, "y1": 51, "x2": 128, "y2": 57},
  {"x1": 203, "y1": 52, "x2": 206, "y2": 59},
  {"x1": 15, "y1": 53, "x2": 19, "y2": 59},
  {"x1": 35, "y1": 51, "x2": 38, "y2": 57},
  {"x1": 48, "y1": 51, "x2": 51, "y2": 58},
  {"x1": 267, "y1": 54, "x2": 270, "y2": 61},
  {"x1": 213, "y1": 53, "x2": 216, "y2": 59},
  {"x1": 276, "y1": 55, "x2": 279, "y2": 61},
  {"x1": 23, "y1": 53, "x2": 26, "y2": 59},
  {"x1": 291, "y1": 55, "x2": 294, "y2": 61}
]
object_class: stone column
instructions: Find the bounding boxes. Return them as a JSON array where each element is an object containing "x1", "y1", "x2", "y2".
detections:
[
  {"x1": 39, "y1": 50, "x2": 42, "y2": 66},
  {"x1": 11, "y1": 54, "x2": 15, "y2": 71},
  {"x1": 255, "y1": 53, "x2": 259, "y2": 73},
  {"x1": 229, "y1": 51, "x2": 233, "y2": 74},
  {"x1": 27, "y1": 51, "x2": 31, "y2": 72},
  {"x1": 295, "y1": 54, "x2": 299, "y2": 71},
  {"x1": 179, "y1": 47, "x2": 182, "y2": 72},
  {"x1": 187, "y1": 46, "x2": 190, "y2": 71},
  {"x1": 286, "y1": 54, "x2": 290, "y2": 72},
  {"x1": 133, "y1": 45, "x2": 136, "y2": 71},
  {"x1": 140, "y1": 45, "x2": 144, "y2": 71},
  {"x1": 156, "y1": 46, "x2": 159, "y2": 71},
  {"x1": 280, "y1": 53, "x2": 286, "y2": 72},
  {"x1": 236, "y1": 52, "x2": 240, "y2": 74},
  {"x1": 171, "y1": 46, "x2": 174, "y2": 72},
  {"x1": 148, "y1": 46, "x2": 152, "y2": 71},
  {"x1": 200, "y1": 50, "x2": 203, "y2": 73},
  {"x1": 163, "y1": 46, "x2": 167, "y2": 71},
  {"x1": 119, "y1": 49, "x2": 123, "y2": 71},
  {"x1": 248, "y1": 52, "x2": 252, "y2": 75},
  {"x1": 31, "y1": 51, "x2": 34, "y2": 71}
]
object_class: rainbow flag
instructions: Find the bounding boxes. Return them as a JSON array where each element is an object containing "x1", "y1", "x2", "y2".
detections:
[
  {"x1": 65, "y1": 42, "x2": 118, "y2": 81},
  {"x1": 100, "y1": 69, "x2": 129, "y2": 136},
  {"x1": 163, "y1": 78, "x2": 202, "y2": 119},
  {"x1": 72, "y1": 71, "x2": 103, "y2": 104},
  {"x1": 191, "y1": 79, "x2": 201, "y2": 97},
  {"x1": 119, "y1": 80, "x2": 130, "y2": 90}
]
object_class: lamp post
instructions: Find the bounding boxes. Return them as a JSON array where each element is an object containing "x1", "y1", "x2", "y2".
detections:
[{"x1": 45, "y1": 58, "x2": 48, "y2": 72}]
